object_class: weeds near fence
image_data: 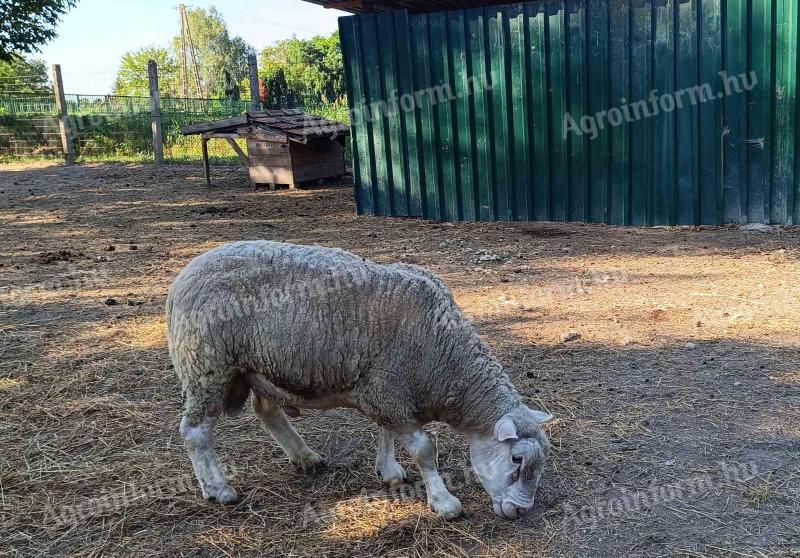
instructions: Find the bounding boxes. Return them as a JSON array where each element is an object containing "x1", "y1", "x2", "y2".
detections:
[{"x1": 0, "y1": 93, "x2": 349, "y2": 162}]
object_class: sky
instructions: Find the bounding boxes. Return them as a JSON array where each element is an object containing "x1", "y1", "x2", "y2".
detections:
[{"x1": 36, "y1": 0, "x2": 347, "y2": 94}]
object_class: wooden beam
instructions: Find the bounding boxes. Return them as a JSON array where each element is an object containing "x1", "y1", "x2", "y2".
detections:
[
  {"x1": 181, "y1": 115, "x2": 248, "y2": 135},
  {"x1": 202, "y1": 132, "x2": 242, "y2": 139},
  {"x1": 201, "y1": 138, "x2": 211, "y2": 186},
  {"x1": 249, "y1": 127, "x2": 289, "y2": 142},
  {"x1": 225, "y1": 138, "x2": 249, "y2": 165},
  {"x1": 325, "y1": 0, "x2": 367, "y2": 9}
]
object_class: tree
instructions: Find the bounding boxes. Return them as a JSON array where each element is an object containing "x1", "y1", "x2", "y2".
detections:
[
  {"x1": 260, "y1": 32, "x2": 344, "y2": 105},
  {"x1": 0, "y1": 0, "x2": 77, "y2": 61},
  {"x1": 172, "y1": 7, "x2": 254, "y2": 98},
  {"x1": 112, "y1": 47, "x2": 181, "y2": 97},
  {"x1": 291, "y1": 32, "x2": 344, "y2": 103},
  {"x1": 262, "y1": 68, "x2": 297, "y2": 109},
  {"x1": 0, "y1": 57, "x2": 51, "y2": 94},
  {"x1": 221, "y1": 69, "x2": 240, "y2": 102}
]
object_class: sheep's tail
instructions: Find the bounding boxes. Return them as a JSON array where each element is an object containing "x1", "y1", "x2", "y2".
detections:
[{"x1": 165, "y1": 288, "x2": 177, "y2": 356}]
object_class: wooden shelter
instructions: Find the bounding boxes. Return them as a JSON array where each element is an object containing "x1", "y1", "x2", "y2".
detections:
[{"x1": 181, "y1": 109, "x2": 350, "y2": 189}]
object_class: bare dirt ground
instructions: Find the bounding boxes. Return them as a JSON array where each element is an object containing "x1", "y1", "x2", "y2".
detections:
[{"x1": 1, "y1": 162, "x2": 798, "y2": 558}]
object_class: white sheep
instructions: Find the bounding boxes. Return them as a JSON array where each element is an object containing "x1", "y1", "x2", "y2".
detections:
[{"x1": 167, "y1": 241, "x2": 553, "y2": 519}]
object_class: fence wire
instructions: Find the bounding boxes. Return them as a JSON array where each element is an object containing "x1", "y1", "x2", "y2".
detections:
[{"x1": 0, "y1": 72, "x2": 350, "y2": 162}]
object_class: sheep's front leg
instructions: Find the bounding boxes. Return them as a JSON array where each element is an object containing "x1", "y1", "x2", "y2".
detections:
[
  {"x1": 180, "y1": 414, "x2": 238, "y2": 503},
  {"x1": 397, "y1": 429, "x2": 462, "y2": 520},
  {"x1": 375, "y1": 428, "x2": 407, "y2": 486},
  {"x1": 252, "y1": 395, "x2": 325, "y2": 473}
]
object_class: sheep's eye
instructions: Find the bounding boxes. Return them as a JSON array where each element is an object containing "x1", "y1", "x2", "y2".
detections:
[{"x1": 512, "y1": 456, "x2": 523, "y2": 465}]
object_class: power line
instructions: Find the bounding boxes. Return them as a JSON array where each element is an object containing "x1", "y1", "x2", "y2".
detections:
[
  {"x1": 225, "y1": 16, "x2": 331, "y2": 36},
  {"x1": 220, "y1": 6, "x2": 332, "y2": 35}
]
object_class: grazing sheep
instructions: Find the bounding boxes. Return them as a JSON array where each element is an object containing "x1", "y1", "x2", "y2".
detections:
[{"x1": 167, "y1": 241, "x2": 553, "y2": 519}]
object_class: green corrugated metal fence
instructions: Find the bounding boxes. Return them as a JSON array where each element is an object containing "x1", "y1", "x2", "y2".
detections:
[{"x1": 339, "y1": 0, "x2": 800, "y2": 225}]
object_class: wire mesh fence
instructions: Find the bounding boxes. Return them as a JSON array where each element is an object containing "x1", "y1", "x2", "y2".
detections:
[
  {"x1": 0, "y1": 116, "x2": 62, "y2": 158},
  {"x1": 0, "y1": 68, "x2": 350, "y2": 162},
  {"x1": 1, "y1": 93, "x2": 251, "y2": 161}
]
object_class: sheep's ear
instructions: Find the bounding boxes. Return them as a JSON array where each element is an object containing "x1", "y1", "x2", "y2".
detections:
[
  {"x1": 494, "y1": 416, "x2": 518, "y2": 441},
  {"x1": 528, "y1": 408, "x2": 554, "y2": 424}
]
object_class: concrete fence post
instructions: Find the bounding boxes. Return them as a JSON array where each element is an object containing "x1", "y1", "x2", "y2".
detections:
[
  {"x1": 248, "y1": 54, "x2": 261, "y2": 112},
  {"x1": 148, "y1": 60, "x2": 164, "y2": 164},
  {"x1": 51, "y1": 64, "x2": 75, "y2": 164}
]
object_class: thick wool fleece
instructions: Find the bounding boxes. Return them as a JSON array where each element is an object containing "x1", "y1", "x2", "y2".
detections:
[{"x1": 167, "y1": 241, "x2": 520, "y2": 431}]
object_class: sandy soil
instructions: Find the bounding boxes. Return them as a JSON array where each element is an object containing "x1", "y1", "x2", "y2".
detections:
[{"x1": 1, "y1": 162, "x2": 798, "y2": 557}]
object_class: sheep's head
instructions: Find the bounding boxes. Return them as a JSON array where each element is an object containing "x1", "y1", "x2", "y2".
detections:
[{"x1": 468, "y1": 406, "x2": 553, "y2": 519}]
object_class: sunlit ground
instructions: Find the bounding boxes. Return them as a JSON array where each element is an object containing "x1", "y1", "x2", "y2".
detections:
[{"x1": 1, "y1": 162, "x2": 797, "y2": 557}]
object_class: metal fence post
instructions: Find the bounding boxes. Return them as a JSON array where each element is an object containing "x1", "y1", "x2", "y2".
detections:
[
  {"x1": 51, "y1": 64, "x2": 75, "y2": 164},
  {"x1": 248, "y1": 54, "x2": 261, "y2": 112},
  {"x1": 148, "y1": 60, "x2": 164, "y2": 164}
]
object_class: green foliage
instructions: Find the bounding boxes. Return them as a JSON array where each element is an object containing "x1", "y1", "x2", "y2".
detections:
[
  {"x1": 260, "y1": 32, "x2": 344, "y2": 104},
  {"x1": 0, "y1": 57, "x2": 52, "y2": 117},
  {"x1": 2, "y1": 6, "x2": 350, "y2": 162},
  {"x1": 0, "y1": 57, "x2": 51, "y2": 94},
  {"x1": 221, "y1": 69, "x2": 240, "y2": 102},
  {"x1": 0, "y1": 0, "x2": 77, "y2": 61},
  {"x1": 262, "y1": 68, "x2": 297, "y2": 109},
  {"x1": 172, "y1": 7, "x2": 254, "y2": 98},
  {"x1": 112, "y1": 47, "x2": 181, "y2": 97},
  {"x1": 73, "y1": 114, "x2": 153, "y2": 157},
  {"x1": 112, "y1": 7, "x2": 253, "y2": 100},
  {"x1": 110, "y1": 9, "x2": 346, "y2": 110}
]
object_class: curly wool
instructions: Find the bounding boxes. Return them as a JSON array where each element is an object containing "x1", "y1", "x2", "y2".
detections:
[{"x1": 166, "y1": 241, "x2": 520, "y2": 432}]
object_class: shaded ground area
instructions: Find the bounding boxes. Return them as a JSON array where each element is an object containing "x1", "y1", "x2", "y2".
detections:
[{"x1": 1, "y1": 162, "x2": 798, "y2": 558}]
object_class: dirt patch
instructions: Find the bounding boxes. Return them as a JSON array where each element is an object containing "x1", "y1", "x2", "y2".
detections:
[
  {"x1": 35, "y1": 249, "x2": 86, "y2": 264},
  {"x1": 195, "y1": 204, "x2": 241, "y2": 215},
  {"x1": 1, "y1": 162, "x2": 798, "y2": 558}
]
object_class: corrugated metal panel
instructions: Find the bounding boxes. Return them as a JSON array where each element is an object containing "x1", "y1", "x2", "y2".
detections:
[{"x1": 339, "y1": 0, "x2": 800, "y2": 225}]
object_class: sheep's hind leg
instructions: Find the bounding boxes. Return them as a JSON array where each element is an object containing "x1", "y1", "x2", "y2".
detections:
[
  {"x1": 397, "y1": 429, "x2": 462, "y2": 520},
  {"x1": 179, "y1": 409, "x2": 238, "y2": 504},
  {"x1": 252, "y1": 395, "x2": 325, "y2": 473},
  {"x1": 375, "y1": 428, "x2": 407, "y2": 486}
]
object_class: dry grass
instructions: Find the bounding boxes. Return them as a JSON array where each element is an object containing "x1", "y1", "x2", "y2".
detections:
[{"x1": 1, "y1": 162, "x2": 798, "y2": 557}]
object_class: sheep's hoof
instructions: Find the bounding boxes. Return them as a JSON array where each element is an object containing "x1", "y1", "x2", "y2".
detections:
[
  {"x1": 376, "y1": 461, "x2": 408, "y2": 487},
  {"x1": 429, "y1": 493, "x2": 462, "y2": 520},
  {"x1": 293, "y1": 452, "x2": 326, "y2": 474},
  {"x1": 204, "y1": 485, "x2": 239, "y2": 505}
]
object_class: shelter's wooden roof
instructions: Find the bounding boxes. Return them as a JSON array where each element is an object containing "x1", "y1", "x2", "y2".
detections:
[
  {"x1": 181, "y1": 109, "x2": 350, "y2": 143},
  {"x1": 302, "y1": 0, "x2": 525, "y2": 14}
]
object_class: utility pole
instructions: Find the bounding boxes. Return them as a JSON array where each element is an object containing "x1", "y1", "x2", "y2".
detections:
[
  {"x1": 176, "y1": 4, "x2": 203, "y2": 98},
  {"x1": 184, "y1": 9, "x2": 203, "y2": 97},
  {"x1": 178, "y1": 4, "x2": 189, "y2": 98}
]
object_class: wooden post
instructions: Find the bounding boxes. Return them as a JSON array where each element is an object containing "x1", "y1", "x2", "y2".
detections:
[
  {"x1": 148, "y1": 60, "x2": 164, "y2": 164},
  {"x1": 201, "y1": 137, "x2": 211, "y2": 185},
  {"x1": 224, "y1": 137, "x2": 249, "y2": 164},
  {"x1": 51, "y1": 64, "x2": 75, "y2": 164},
  {"x1": 248, "y1": 54, "x2": 260, "y2": 112}
]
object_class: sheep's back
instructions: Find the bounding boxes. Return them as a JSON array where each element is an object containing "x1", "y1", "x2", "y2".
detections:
[{"x1": 167, "y1": 241, "x2": 449, "y2": 399}]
